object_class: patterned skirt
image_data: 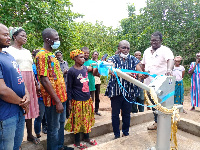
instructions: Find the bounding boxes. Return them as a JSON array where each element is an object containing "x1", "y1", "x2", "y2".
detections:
[
  {"x1": 174, "y1": 80, "x2": 184, "y2": 104},
  {"x1": 65, "y1": 98, "x2": 95, "y2": 134}
]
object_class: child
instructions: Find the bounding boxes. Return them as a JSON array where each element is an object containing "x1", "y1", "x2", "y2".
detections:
[
  {"x1": 65, "y1": 49, "x2": 97, "y2": 149},
  {"x1": 172, "y1": 56, "x2": 186, "y2": 113}
]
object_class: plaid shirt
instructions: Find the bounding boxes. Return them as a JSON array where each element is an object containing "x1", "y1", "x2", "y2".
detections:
[{"x1": 105, "y1": 54, "x2": 140, "y2": 99}]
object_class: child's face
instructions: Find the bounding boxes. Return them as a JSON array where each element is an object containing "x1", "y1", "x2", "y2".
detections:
[
  {"x1": 175, "y1": 60, "x2": 181, "y2": 66},
  {"x1": 82, "y1": 49, "x2": 90, "y2": 60},
  {"x1": 134, "y1": 53, "x2": 141, "y2": 60},
  {"x1": 75, "y1": 54, "x2": 85, "y2": 65}
]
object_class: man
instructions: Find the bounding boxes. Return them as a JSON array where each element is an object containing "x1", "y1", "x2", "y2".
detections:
[
  {"x1": 132, "y1": 51, "x2": 145, "y2": 113},
  {"x1": 81, "y1": 47, "x2": 98, "y2": 103},
  {"x1": 35, "y1": 28, "x2": 73, "y2": 150},
  {"x1": 55, "y1": 50, "x2": 70, "y2": 118},
  {"x1": 141, "y1": 31, "x2": 174, "y2": 130},
  {"x1": 0, "y1": 23, "x2": 30, "y2": 150},
  {"x1": 105, "y1": 40, "x2": 142, "y2": 139},
  {"x1": 92, "y1": 51, "x2": 101, "y2": 116}
]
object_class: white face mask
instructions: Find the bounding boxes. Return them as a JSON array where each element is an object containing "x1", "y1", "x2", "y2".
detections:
[{"x1": 120, "y1": 53, "x2": 129, "y2": 59}]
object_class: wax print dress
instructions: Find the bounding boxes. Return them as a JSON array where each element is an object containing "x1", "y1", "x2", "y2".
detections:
[
  {"x1": 4, "y1": 46, "x2": 39, "y2": 119},
  {"x1": 65, "y1": 66, "x2": 95, "y2": 134},
  {"x1": 172, "y1": 65, "x2": 185, "y2": 104},
  {"x1": 189, "y1": 62, "x2": 200, "y2": 107}
]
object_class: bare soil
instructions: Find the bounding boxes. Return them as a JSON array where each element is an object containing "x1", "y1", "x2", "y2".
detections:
[{"x1": 98, "y1": 93, "x2": 200, "y2": 123}]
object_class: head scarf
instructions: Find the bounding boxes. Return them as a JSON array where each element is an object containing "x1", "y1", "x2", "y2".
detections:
[
  {"x1": 70, "y1": 49, "x2": 84, "y2": 60},
  {"x1": 9, "y1": 27, "x2": 23, "y2": 38},
  {"x1": 174, "y1": 56, "x2": 182, "y2": 61}
]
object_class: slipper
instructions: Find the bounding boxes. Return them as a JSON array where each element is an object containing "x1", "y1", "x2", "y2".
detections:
[
  {"x1": 27, "y1": 137, "x2": 40, "y2": 145},
  {"x1": 84, "y1": 139, "x2": 97, "y2": 146},
  {"x1": 74, "y1": 143, "x2": 87, "y2": 150},
  {"x1": 95, "y1": 112, "x2": 101, "y2": 116}
]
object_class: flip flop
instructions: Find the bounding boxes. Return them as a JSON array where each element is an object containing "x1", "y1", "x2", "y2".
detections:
[
  {"x1": 27, "y1": 137, "x2": 40, "y2": 145},
  {"x1": 84, "y1": 139, "x2": 97, "y2": 146},
  {"x1": 74, "y1": 143, "x2": 87, "y2": 150}
]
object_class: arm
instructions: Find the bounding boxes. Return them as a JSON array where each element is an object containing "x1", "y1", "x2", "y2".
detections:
[
  {"x1": 19, "y1": 86, "x2": 30, "y2": 115},
  {"x1": 0, "y1": 79, "x2": 23, "y2": 104},
  {"x1": 67, "y1": 70, "x2": 73, "y2": 110},
  {"x1": 182, "y1": 70, "x2": 185, "y2": 78},
  {"x1": 166, "y1": 59, "x2": 174, "y2": 75},
  {"x1": 40, "y1": 76, "x2": 64, "y2": 113},
  {"x1": 189, "y1": 59, "x2": 199, "y2": 74}
]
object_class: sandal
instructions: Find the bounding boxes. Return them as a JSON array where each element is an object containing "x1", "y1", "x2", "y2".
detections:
[
  {"x1": 84, "y1": 139, "x2": 97, "y2": 146},
  {"x1": 95, "y1": 112, "x2": 101, "y2": 116},
  {"x1": 27, "y1": 137, "x2": 40, "y2": 145},
  {"x1": 74, "y1": 143, "x2": 87, "y2": 150}
]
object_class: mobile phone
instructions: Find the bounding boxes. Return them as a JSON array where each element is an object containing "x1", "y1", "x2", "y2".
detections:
[{"x1": 101, "y1": 54, "x2": 108, "y2": 61}]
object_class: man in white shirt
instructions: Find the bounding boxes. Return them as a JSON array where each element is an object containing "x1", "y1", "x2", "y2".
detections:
[{"x1": 141, "y1": 31, "x2": 174, "y2": 130}]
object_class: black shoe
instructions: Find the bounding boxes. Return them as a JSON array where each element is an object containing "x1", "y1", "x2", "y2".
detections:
[
  {"x1": 95, "y1": 112, "x2": 101, "y2": 116},
  {"x1": 59, "y1": 146, "x2": 74, "y2": 150},
  {"x1": 42, "y1": 126, "x2": 47, "y2": 134},
  {"x1": 114, "y1": 136, "x2": 120, "y2": 140}
]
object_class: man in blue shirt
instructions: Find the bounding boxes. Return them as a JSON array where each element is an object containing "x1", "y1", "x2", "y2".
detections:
[{"x1": 0, "y1": 23, "x2": 30, "y2": 150}]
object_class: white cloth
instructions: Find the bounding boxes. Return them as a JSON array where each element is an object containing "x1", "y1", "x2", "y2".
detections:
[
  {"x1": 95, "y1": 76, "x2": 101, "y2": 85},
  {"x1": 141, "y1": 45, "x2": 174, "y2": 85},
  {"x1": 172, "y1": 65, "x2": 185, "y2": 81},
  {"x1": 4, "y1": 46, "x2": 33, "y2": 71}
]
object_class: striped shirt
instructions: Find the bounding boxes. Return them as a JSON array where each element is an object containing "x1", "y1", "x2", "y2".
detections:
[{"x1": 105, "y1": 54, "x2": 140, "y2": 99}]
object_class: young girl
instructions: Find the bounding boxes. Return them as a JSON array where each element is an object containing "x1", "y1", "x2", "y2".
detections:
[
  {"x1": 188, "y1": 53, "x2": 200, "y2": 110},
  {"x1": 65, "y1": 49, "x2": 97, "y2": 149},
  {"x1": 172, "y1": 56, "x2": 186, "y2": 112}
]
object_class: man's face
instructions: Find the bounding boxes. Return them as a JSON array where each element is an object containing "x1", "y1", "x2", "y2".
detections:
[
  {"x1": 0, "y1": 25, "x2": 11, "y2": 49},
  {"x1": 47, "y1": 31, "x2": 59, "y2": 45},
  {"x1": 134, "y1": 52, "x2": 141, "y2": 60},
  {"x1": 82, "y1": 49, "x2": 90, "y2": 60},
  {"x1": 56, "y1": 52, "x2": 63, "y2": 61},
  {"x1": 92, "y1": 52, "x2": 98, "y2": 60},
  {"x1": 118, "y1": 42, "x2": 130, "y2": 55},
  {"x1": 151, "y1": 35, "x2": 162, "y2": 50}
]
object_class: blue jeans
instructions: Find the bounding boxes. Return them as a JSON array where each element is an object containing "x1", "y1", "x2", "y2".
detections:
[
  {"x1": 45, "y1": 101, "x2": 66, "y2": 150},
  {"x1": 0, "y1": 110, "x2": 25, "y2": 150},
  {"x1": 34, "y1": 99, "x2": 46, "y2": 135},
  {"x1": 111, "y1": 95, "x2": 132, "y2": 138}
]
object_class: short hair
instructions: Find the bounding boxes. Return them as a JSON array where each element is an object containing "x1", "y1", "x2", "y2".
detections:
[
  {"x1": 134, "y1": 51, "x2": 141, "y2": 55},
  {"x1": 118, "y1": 40, "x2": 130, "y2": 47},
  {"x1": 152, "y1": 31, "x2": 163, "y2": 40},
  {"x1": 55, "y1": 50, "x2": 62, "y2": 56},
  {"x1": 81, "y1": 47, "x2": 89, "y2": 51},
  {"x1": 42, "y1": 28, "x2": 57, "y2": 41},
  {"x1": 32, "y1": 49, "x2": 40, "y2": 57},
  {"x1": 12, "y1": 28, "x2": 25, "y2": 41},
  {"x1": 92, "y1": 51, "x2": 99, "y2": 55}
]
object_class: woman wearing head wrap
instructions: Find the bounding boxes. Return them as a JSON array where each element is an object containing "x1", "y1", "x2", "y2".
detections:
[
  {"x1": 189, "y1": 53, "x2": 200, "y2": 110},
  {"x1": 4, "y1": 27, "x2": 40, "y2": 145},
  {"x1": 172, "y1": 56, "x2": 186, "y2": 113},
  {"x1": 65, "y1": 49, "x2": 97, "y2": 149}
]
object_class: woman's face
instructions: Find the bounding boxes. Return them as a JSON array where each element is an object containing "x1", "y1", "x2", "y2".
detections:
[
  {"x1": 75, "y1": 53, "x2": 85, "y2": 65},
  {"x1": 14, "y1": 31, "x2": 27, "y2": 45}
]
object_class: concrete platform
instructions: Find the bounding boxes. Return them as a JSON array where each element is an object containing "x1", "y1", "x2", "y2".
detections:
[{"x1": 21, "y1": 111, "x2": 200, "y2": 150}]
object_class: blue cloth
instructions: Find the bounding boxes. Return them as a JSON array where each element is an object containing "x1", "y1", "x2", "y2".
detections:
[
  {"x1": 67, "y1": 66, "x2": 90, "y2": 101},
  {"x1": 105, "y1": 54, "x2": 140, "y2": 99},
  {"x1": 34, "y1": 99, "x2": 46, "y2": 135},
  {"x1": 174, "y1": 80, "x2": 184, "y2": 104},
  {"x1": 0, "y1": 111, "x2": 25, "y2": 150},
  {"x1": 111, "y1": 95, "x2": 132, "y2": 138},
  {"x1": 0, "y1": 51, "x2": 25, "y2": 121},
  {"x1": 45, "y1": 101, "x2": 66, "y2": 150}
]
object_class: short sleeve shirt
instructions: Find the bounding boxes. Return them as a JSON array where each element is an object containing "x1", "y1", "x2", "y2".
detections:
[
  {"x1": 105, "y1": 54, "x2": 140, "y2": 99},
  {"x1": 35, "y1": 48, "x2": 67, "y2": 106},
  {"x1": 172, "y1": 65, "x2": 185, "y2": 81},
  {"x1": 0, "y1": 51, "x2": 25, "y2": 121},
  {"x1": 83, "y1": 60, "x2": 96, "y2": 91},
  {"x1": 141, "y1": 45, "x2": 174, "y2": 85}
]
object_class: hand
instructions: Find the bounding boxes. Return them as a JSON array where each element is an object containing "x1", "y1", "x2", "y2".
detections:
[
  {"x1": 68, "y1": 100, "x2": 72, "y2": 111},
  {"x1": 87, "y1": 65, "x2": 93, "y2": 72},
  {"x1": 56, "y1": 101, "x2": 64, "y2": 113},
  {"x1": 63, "y1": 69, "x2": 68, "y2": 74},
  {"x1": 19, "y1": 94, "x2": 30, "y2": 115},
  {"x1": 166, "y1": 70, "x2": 173, "y2": 76}
]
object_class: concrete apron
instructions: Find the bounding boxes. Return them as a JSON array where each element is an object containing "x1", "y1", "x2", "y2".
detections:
[{"x1": 21, "y1": 111, "x2": 200, "y2": 149}]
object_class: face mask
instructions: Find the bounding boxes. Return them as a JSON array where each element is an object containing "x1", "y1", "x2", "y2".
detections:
[
  {"x1": 120, "y1": 53, "x2": 129, "y2": 59},
  {"x1": 51, "y1": 41, "x2": 60, "y2": 49}
]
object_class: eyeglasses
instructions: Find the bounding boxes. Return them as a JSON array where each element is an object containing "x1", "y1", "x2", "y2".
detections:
[{"x1": 120, "y1": 47, "x2": 130, "y2": 50}]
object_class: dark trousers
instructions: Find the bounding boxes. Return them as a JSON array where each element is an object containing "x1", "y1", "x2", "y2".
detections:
[
  {"x1": 95, "y1": 84, "x2": 100, "y2": 112},
  {"x1": 147, "y1": 93, "x2": 157, "y2": 123},
  {"x1": 111, "y1": 95, "x2": 132, "y2": 138},
  {"x1": 132, "y1": 89, "x2": 144, "y2": 113}
]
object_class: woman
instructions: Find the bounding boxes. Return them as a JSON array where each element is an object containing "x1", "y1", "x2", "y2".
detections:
[
  {"x1": 188, "y1": 52, "x2": 200, "y2": 110},
  {"x1": 5, "y1": 27, "x2": 40, "y2": 144}
]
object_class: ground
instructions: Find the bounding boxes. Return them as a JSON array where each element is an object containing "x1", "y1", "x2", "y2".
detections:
[{"x1": 98, "y1": 93, "x2": 200, "y2": 123}]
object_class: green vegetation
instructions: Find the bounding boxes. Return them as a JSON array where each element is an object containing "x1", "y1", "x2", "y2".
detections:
[{"x1": 1, "y1": 0, "x2": 199, "y2": 93}]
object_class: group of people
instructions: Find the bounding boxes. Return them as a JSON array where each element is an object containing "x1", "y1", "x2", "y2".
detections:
[{"x1": 0, "y1": 22, "x2": 200, "y2": 150}]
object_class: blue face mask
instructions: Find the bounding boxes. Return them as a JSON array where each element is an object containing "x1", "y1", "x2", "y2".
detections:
[{"x1": 51, "y1": 41, "x2": 60, "y2": 49}]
